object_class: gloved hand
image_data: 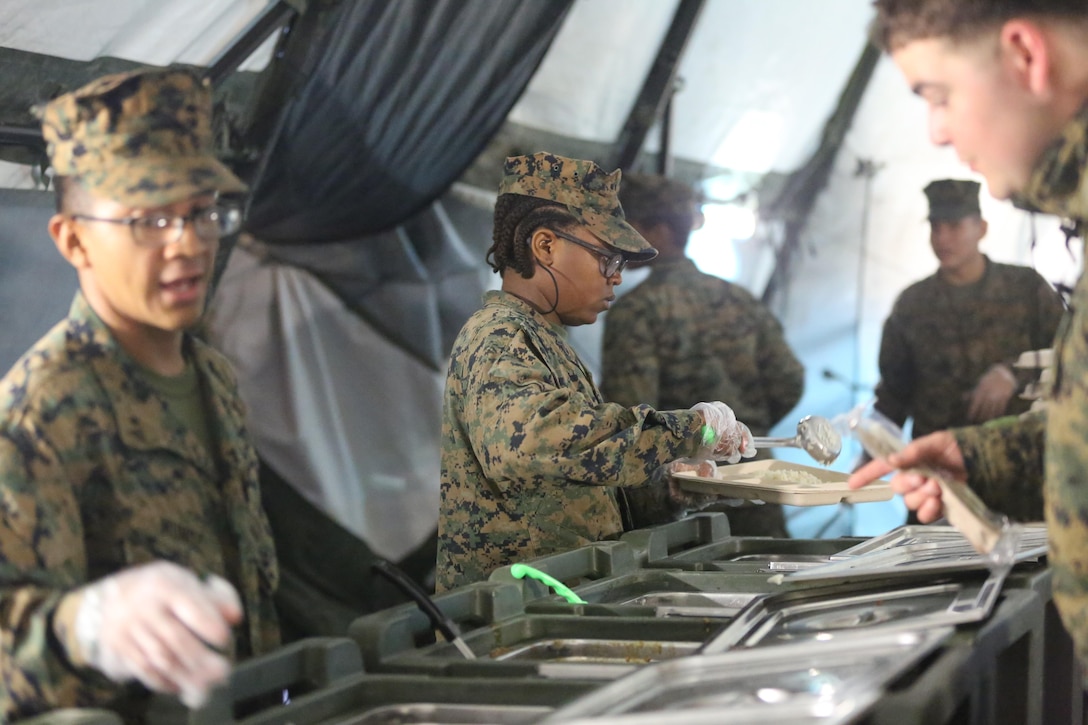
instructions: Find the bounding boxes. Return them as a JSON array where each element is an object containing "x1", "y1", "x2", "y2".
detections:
[
  {"x1": 691, "y1": 401, "x2": 755, "y2": 463},
  {"x1": 966, "y1": 364, "x2": 1017, "y2": 422},
  {"x1": 660, "y1": 458, "x2": 748, "y2": 512},
  {"x1": 62, "y1": 561, "x2": 242, "y2": 709}
]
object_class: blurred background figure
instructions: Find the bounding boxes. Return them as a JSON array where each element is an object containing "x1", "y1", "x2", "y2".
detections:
[
  {"x1": 871, "y1": 179, "x2": 1063, "y2": 441},
  {"x1": 602, "y1": 173, "x2": 804, "y2": 537},
  {"x1": 865, "y1": 179, "x2": 1064, "y2": 523}
]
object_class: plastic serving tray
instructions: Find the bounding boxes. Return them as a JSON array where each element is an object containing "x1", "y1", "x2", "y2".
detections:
[{"x1": 672, "y1": 460, "x2": 893, "y2": 506}]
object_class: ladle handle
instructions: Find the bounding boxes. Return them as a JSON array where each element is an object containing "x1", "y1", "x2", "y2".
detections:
[{"x1": 750, "y1": 436, "x2": 796, "y2": 448}]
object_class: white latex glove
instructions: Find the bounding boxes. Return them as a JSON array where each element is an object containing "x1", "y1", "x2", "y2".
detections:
[
  {"x1": 661, "y1": 459, "x2": 749, "y2": 511},
  {"x1": 691, "y1": 401, "x2": 755, "y2": 463},
  {"x1": 66, "y1": 561, "x2": 242, "y2": 709}
]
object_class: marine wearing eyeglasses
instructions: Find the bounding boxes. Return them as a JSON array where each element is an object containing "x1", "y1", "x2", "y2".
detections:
[
  {"x1": 436, "y1": 152, "x2": 756, "y2": 592},
  {"x1": 0, "y1": 67, "x2": 279, "y2": 721},
  {"x1": 67, "y1": 203, "x2": 242, "y2": 247}
]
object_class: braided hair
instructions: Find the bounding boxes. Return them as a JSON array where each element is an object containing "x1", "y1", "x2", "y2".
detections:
[{"x1": 487, "y1": 194, "x2": 579, "y2": 278}]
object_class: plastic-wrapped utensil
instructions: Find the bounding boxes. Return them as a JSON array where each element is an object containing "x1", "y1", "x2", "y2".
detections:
[{"x1": 836, "y1": 403, "x2": 1022, "y2": 568}]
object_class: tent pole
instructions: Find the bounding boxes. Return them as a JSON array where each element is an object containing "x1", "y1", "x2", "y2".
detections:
[
  {"x1": 657, "y1": 94, "x2": 674, "y2": 177},
  {"x1": 612, "y1": 0, "x2": 705, "y2": 172},
  {"x1": 204, "y1": 1, "x2": 300, "y2": 85}
]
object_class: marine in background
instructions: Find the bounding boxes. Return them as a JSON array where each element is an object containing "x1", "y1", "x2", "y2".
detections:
[
  {"x1": 601, "y1": 173, "x2": 804, "y2": 537},
  {"x1": 873, "y1": 178, "x2": 1063, "y2": 440}
]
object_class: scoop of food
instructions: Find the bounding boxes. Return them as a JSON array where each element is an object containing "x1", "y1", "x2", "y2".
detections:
[{"x1": 724, "y1": 416, "x2": 842, "y2": 465}]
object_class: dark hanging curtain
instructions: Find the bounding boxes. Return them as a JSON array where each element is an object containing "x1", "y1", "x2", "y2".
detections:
[
  {"x1": 232, "y1": 0, "x2": 573, "y2": 369},
  {"x1": 244, "y1": 0, "x2": 573, "y2": 243}
]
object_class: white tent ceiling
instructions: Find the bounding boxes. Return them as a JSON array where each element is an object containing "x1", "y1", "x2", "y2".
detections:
[
  {"x1": 0, "y1": 0, "x2": 276, "y2": 67},
  {"x1": 2, "y1": 0, "x2": 1079, "y2": 545},
  {"x1": 512, "y1": 0, "x2": 872, "y2": 177}
]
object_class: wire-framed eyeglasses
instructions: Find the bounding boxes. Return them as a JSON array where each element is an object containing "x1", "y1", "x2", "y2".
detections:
[
  {"x1": 549, "y1": 228, "x2": 627, "y2": 277},
  {"x1": 69, "y1": 204, "x2": 242, "y2": 248}
]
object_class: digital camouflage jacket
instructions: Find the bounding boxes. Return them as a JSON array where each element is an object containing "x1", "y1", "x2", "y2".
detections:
[
  {"x1": 436, "y1": 291, "x2": 705, "y2": 591},
  {"x1": 953, "y1": 102, "x2": 1088, "y2": 669},
  {"x1": 600, "y1": 257, "x2": 804, "y2": 435},
  {"x1": 875, "y1": 256, "x2": 1063, "y2": 438},
  {"x1": 0, "y1": 294, "x2": 279, "y2": 722},
  {"x1": 599, "y1": 258, "x2": 803, "y2": 537}
]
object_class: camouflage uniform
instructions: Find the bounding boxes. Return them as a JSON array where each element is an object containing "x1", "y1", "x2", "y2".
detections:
[
  {"x1": 0, "y1": 68, "x2": 277, "y2": 720},
  {"x1": 0, "y1": 295, "x2": 280, "y2": 721},
  {"x1": 874, "y1": 256, "x2": 1063, "y2": 439},
  {"x1": 437, "y1": 291, "x2": 706, "y2": 591},
  {"x1": 950, "y1": 103, "x2": 1088, "y2": 667},
  {"x1": 601, "y1": 257, "x2": 804, "y2": 536},
  {"x1": 437, "y1": 153, "x2": 712, "y2": 592}
]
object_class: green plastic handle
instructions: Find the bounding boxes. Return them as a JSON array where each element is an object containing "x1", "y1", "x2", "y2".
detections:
[
  {"x1": 700, "y1": 424, "x2": 716, "y2": 448},
  {"x1": 509, "y1": 563, "x2": 587, "y2": 604}
]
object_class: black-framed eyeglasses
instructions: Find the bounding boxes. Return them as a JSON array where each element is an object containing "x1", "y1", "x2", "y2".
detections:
[
  {"x1": 69, "y1": 204, "x2": 242, "y2": 248},
  {"x1": 549, "y1": 228, "x2": 627, "y2": 277}
]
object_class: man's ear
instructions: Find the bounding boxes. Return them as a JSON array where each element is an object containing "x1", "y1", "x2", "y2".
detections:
[
  {"x1": 1000, "y1": 19, "x2": 1053, "y2": 97},
  {"x1": 528, "y1": 228, "x2": 557, "y2": 267},
  {"x1": 48, "y1": 213, "x2": 91, "y2": 270}
]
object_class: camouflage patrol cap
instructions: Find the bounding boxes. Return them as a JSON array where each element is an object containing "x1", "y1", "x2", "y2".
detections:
[
  {"x1": 36, "y1": 66, "x2": 246, "y2": 208},
  {"x1": 924, "y1": 179, "x2": 981, "y2": 221},
  {"x1": 498, "y1": 152, "x2": 657, "y2": 261}
]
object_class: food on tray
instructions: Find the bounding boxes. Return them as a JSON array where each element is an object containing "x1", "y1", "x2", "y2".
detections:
[{"x1": 750, "y1": 469, "x2": 824, "y2": 486}]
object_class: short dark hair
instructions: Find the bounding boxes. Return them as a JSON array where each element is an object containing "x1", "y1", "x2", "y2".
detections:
[
  {"x1": 53, "y1": 175, "x2": 92, "y2": 214},
  {"x1": 487, "y1": 194, "x2": 578, "y2": 278},
  {"x1": 617, "y1": 173, "x2": 697, "y2": 248},
  {"x1": 870, "y1": 0, "x2": 1088, "y2": 51}
]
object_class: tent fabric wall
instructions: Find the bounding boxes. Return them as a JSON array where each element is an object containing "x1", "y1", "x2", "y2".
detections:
[
  {"x1": 205, "y1": 243, "x2": 447, "y2": 560},
  {"x1": 0, "y1": 190, "x2": 76, "y2": 374},
  {"x1": 250, "y1": 201, "x2": 487, "y2": 371},
  {"x1": 0, "y1": 0, "x2": 277, "y2": 68}
]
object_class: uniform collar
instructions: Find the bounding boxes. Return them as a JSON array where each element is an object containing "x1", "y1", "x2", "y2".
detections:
[
  {"x1": 489, "y1": 289, "x2": 568, "y2": 334},
  {"x1": 651, "y1": 256, "x2": 698, "y2": 273},
  {"x1": 69, "y1": 292, "x2": 221, "y2": 476},
  {"x1": 1015, "y1": 102, "x2": 1088, "y2": 230}
]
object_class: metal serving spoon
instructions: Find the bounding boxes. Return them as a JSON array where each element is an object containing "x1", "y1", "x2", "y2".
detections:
[{"x1": 749, "y1": 415, "x2": 842, "y2": 465}]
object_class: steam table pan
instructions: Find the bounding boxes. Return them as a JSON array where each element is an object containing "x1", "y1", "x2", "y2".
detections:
[
  {"x1": 780, "y1": 523, "x2": 1048, "y2": 584},
  {"x1": 699, "y1": 572, "x2": 1007, "y2": 653},
  {"x1": 351, "y1": 606, "x2": 723, "y2": 681},
  {"x1": 537, "y1": 627, "x2": 953, "y2": 725},
  {"x1": 638, "y1": 535, "x2": 867, "y2": 573},
  {"x1": 201, "y1": 673, "x2": 597, "y2": 725}
]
